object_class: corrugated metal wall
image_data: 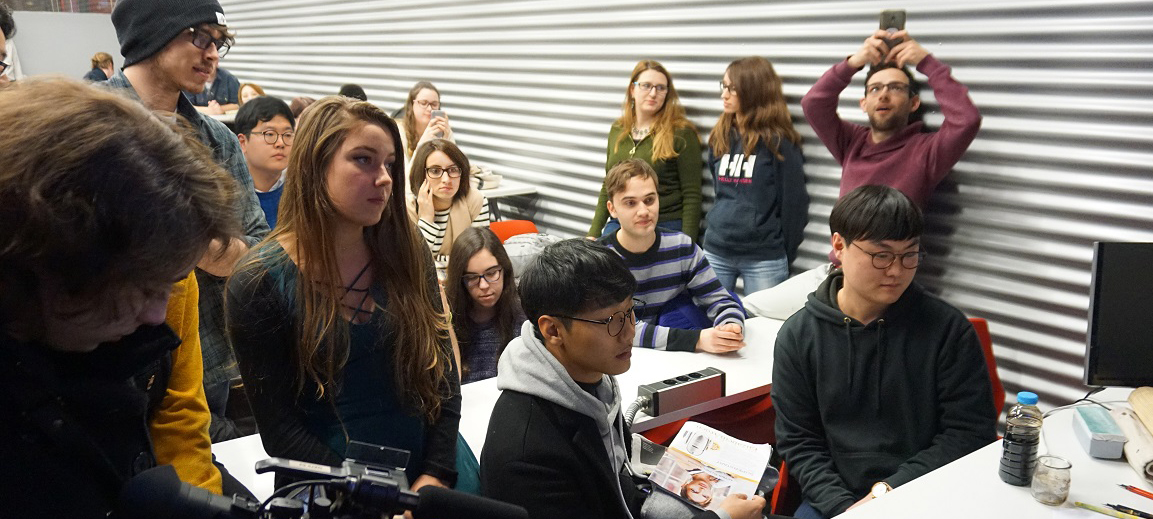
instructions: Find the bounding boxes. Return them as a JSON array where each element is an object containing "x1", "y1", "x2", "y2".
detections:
[{"x1": 216, "y1": 0, "x2": 1153, "y2": 409}]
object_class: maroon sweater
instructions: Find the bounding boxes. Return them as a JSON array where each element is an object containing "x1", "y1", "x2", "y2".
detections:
[{"x1": 802, "y1": 55, "x2": 981, "y2": 208}]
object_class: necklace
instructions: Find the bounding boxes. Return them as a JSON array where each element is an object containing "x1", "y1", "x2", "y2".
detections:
[{"x1": 630, "y1": 126, "x2": 650, "y2": 141}]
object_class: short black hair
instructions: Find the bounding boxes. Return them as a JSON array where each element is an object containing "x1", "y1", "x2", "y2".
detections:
[
  {"x1": 830, "y1": 185, "x2": 923, "y2": 245},
  {"x1": 519, "y1": 239, "x2": 636, "y2": 338},
  {"x1": 1, "y1": 2, "x2": 16, "y2": 39},
  {"x1": 864, "y1": 62, "x2": 920, "y2": 97},
  {"x1": 338, "y1": 83, "x2": 367, "y2": 102},
  {"x1": 234, "y1": 96, "x2": 294, "y2": 136}
]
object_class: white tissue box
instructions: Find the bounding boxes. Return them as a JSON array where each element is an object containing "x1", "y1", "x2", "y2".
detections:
[{"x1": 1074, "y1": 406, "x2": 1127, "y2": 459}]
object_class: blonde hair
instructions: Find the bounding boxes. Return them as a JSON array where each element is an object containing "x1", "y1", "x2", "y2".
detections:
[
  {"x1": 237, "y1": 95, "x2": 450, "y2": 421},
  {"x1": 90, "y1": 52, "x2": 113, "y2": 69},
  {"x1": 612, "y1": 60, "x2": 696, "y2": 161},
  {"x1": 708, "y1": 56, "x2": 802, "y2": 161}
]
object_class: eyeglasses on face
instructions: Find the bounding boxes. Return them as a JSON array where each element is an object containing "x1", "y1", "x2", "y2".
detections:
[
  {"x1": 865, "y1": 82, "x2": 911, "y2": 97},
  {"x1": 719, "y1": 81, "x2": 737, "y2": 95},
  {"x1": 426, "y1": 165, "x2": 462, "y2": 178},
  {"x1": 462, "y1": 266, "x2": 502, "y2": 288},
  {"x1": 186, "y1": 27, "x2": 231, "y2": 58},
  {"x1": 414, "y1": 99, "x2": 441, "y2": 110},
  {"x1": 633, "y1": 82, "x2": 668, "y2": 94},
  {"x1": 554, "y1": 298, "x2": 644, "y2": 337},
  {"x1": 251, "y1": 129, "x2": 294, "y2": 145},
  {"x1": 852, "y1": 242, "x2": 926, "y2": 269}
]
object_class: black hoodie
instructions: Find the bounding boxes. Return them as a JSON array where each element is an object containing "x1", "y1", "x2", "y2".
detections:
[{"x1": 770, "y1": 270, "x2": 996, "y2": 516}]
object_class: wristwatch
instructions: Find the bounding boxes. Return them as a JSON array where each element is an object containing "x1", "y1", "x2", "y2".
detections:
[{"x1": 870, "y1": 481, "x2": 892, "y2": 499}]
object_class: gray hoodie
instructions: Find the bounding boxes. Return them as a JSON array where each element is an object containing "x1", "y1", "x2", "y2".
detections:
[{"x1": 497, "y1": 320, "x2": 634, "y2": 518}]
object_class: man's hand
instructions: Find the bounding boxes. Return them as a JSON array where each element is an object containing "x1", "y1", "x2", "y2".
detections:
[
  {"x1": 718, "y1": 493, "x2": 766, "y2": 519},
  {"x1": 697, "y1": 323, "x2": 745, "y2": 353},
  {"x1": 205, "y1": 100, "x2": 224, "y2": 115},
  {"x1": 885, "y1": 31, "x2": 929, "y2": 68},
  {"x1": 847, "y1": 30, "x2": 891, "y2": 68},
  {"x1": 197, "y1": 237, "x2": 249, "y2": 277},
  {"x1": 846, "y1": 493, "x2": 874, "y2": 511}
]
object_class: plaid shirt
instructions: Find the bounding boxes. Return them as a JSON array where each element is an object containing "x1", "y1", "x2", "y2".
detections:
[{"x1": 104, "y1": 72, "x2": 270, "y2": 391}]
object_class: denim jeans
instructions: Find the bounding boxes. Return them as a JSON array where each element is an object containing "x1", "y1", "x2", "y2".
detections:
[
  {"x1": 794, "y1": 500, "x2": 828, "y2": 519},
  {"x1": 702, "y1": 250, "x2": 788, "y2": 295},
  {"x1": 600, "y1": 218, "x2": 682, "y2": 239}
]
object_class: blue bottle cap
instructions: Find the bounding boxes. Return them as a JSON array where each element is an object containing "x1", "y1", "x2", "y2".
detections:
[{"x1": 1017, "y1": 391, "x2": 1039, "y2": 405}]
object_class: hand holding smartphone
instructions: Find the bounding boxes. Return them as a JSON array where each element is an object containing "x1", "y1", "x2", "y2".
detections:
[
  {"x1": 880, "y1": 9, "x2": 906, "y2": 49},
  {"x1": 430, "y1": 109, "x2": 446, "y2": 138}
]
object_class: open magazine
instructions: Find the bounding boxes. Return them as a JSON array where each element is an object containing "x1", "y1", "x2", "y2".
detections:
[{"x1": 647, "y1": 422, "x2": 775, "y2": 511}]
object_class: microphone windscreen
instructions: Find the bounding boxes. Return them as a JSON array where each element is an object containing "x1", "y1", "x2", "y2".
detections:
[
  {"x1": 414, "y1": 485, "x2": 529, "y2": 519},
  {"x1": 115, "y1": 465, "x2": 239, "y2": 519}
]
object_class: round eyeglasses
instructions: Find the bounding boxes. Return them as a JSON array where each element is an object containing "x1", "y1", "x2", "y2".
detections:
[
  {"x1": 462, "y1": 266, "x2": 502, "y2": 288},
  {"x1": 426, "y1": 165, "x2": 462, "y2": 178},
  {"x1": 555, "y1": 298, "x2": 644, "y2": 337},
  {"x1": 251, "y1": 129, "x2": 294, "y2": 146},
  {"x1": 852, "y1": 242, "x2": 926, "y2": 269}
]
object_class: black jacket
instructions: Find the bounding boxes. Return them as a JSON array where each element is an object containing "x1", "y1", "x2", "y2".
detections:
[
  {"x1": 0, "y1": 325, "x2": 180, "y2": 518},
  {"x1": 770, "y1": 270, "x2": 997, "y2": 516}
]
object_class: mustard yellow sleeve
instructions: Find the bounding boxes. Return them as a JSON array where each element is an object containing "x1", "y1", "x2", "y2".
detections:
[{"x1": 151, "y1": 272, "x2": 224, "y2": 494}]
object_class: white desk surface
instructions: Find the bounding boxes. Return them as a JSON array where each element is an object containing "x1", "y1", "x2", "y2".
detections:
[
  {"x1": 475, "y1": 179, "x2": 537, "y2": 199},
  {"x1": 215, "y1": 316, "x2": 781, "y2": 500},
  {"x1": 841, "y1": 388, "x2": 1152, "y2": 519}
]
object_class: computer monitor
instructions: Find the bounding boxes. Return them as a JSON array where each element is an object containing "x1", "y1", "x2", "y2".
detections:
[{"x1": 1084, "y1": 242, "x2": 1153, "y2": 387}]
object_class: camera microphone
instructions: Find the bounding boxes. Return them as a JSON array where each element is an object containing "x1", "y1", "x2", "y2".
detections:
[
  {"x1": 114, "y1": 465, "x2": 259, "y2": 519},
  {"x1": 413, "y1": 485, "x2": 529, "y2": 519}
]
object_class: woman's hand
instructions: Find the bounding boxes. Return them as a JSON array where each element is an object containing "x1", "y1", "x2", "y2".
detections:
[
  {"x1": 403, "y1": 475, "x2": 451, "y2": 519},
  {"x1": 418, "y1": 115, "x2": 454, "y2": 146},
  {"x1": 417, "y1": 179, "x2": 437, "y2": 221}
]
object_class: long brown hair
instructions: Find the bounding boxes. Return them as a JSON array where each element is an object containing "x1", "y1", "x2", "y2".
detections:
[
  {"x1": 402, "y1": 81, "x2": 440, "y2": 158},
  {"x1": 612, "y1": 60, "x2": 695, "y2": 161},
  {"x1": 708, "y1": 56, "x2": 802, "y2": 160},
  {"x1": 444, "y1": 227, "x2": 521, "y2": 379},
  {"x1": 238, "y1": 95, "x2": 450, "y2": 421}
]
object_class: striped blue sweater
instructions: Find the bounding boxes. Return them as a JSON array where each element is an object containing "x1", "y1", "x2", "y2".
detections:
[{"x1": 599, "y1": 229, "x2": 744, "y2": 351}]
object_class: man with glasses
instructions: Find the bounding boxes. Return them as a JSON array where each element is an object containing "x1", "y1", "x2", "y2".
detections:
[
  {"x1": 802, "y1": 29, "x2": 981, "y2": 211},
  {"x1": 236, "y1": 96, "x2": 295, "y2": 229},
  {"x1": 481, "y1": 239, "x2": 765, "y2": 519},
  {"x1": 770, "y1": 185, "x2": 996, "y2": 519},
  {"x1": 108, "y1": 0, "x2": 270, "y2": 442}
]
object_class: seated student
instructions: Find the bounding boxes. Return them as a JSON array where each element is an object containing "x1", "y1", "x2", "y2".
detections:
[
  {"x1": 238, "y1": 82, "x2": 265, "y2": 105},
  {"x1": 399, "y1": 81, "x2": 454, "y2": 181},
  {"x1": 597, "y1": 159, "x2": 745, "y2": 354},
  {"x1": 290, "y1": 96, "x2": 316, "y2": 120},
  {"x1": 235, "y1": 95, "x2": 295, "y2": 229},
  {"x1": 188, "y1": 66, "x2": 241, "y2": 115},
  {"x1": 408, "y1": 139, "x2": 491, "y2": 258},
  {"x1": 338, "y1": 83, "x2": 368, "y2": 101},
  {"x1": 83, "y1": 51, "x2": 114, "y2": 81},
  {"x1": 480, "y1": 239, "x2": 765, "y2": 519},
  {"x1": 445, "y1": 227, "x2": 526, "y2": 384},
  {"x1": 770, "y1": 185, "x2": 997, "y2": 519},
  {"x1": 0, "y1": 78, "x2": 239, "y2": 518}
]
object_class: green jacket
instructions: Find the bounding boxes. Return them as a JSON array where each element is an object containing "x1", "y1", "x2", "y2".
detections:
[{"x1": 589, "y1": 123, "x2": 703, "y2": 241}]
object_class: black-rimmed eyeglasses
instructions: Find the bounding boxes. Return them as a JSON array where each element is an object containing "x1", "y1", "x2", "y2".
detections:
[
  {"x1": 0, "y1": 61, "x2": 8, "y2": 75},
  {"x1": 186, "y1": 27, "x2": 231, "y2": 58},
  {"x1": 426, "y1": 165, "x2": 462, "y2": 178},
  {"x1": 462, "y1": 266, "x2": 502, "y2": 288},
  {"x1": 633, "y1": 82, "x2": 668, "y2": 94},
  {"x1": 251, "y1": 129, "x2": 294, "y2": 145},
  {"x1": 852, "y1": 242, "x2": 926, "y2": 269},
  {"x1": 554, "y1": 298, "x2": 644, "y2": 337}
]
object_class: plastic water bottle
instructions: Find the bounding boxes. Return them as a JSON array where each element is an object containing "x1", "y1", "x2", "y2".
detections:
[{"x1": 999, "y1": 391, "x2": 1044, "y2": 486}]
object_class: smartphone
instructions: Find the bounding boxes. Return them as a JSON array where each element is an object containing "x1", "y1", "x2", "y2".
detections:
[
  {"x1": 880, "y1": 9, "x2": 906, "y2": 49},
  {"x1": 430, "y1": 109, "x2": 446, "y2": 137}
]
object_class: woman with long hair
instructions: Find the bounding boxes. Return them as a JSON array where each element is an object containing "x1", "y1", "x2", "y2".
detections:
[
  {"x1": 400, "y1": 81, "x2": 454, "y2": 170},
  {"x1": 408, "y1": 139, "x2": 491, "y2": 258},
  {"x1": 444, "y1": 227, "x2": 525, "y2": 383},
  {"x1": 227, "y1": 96, "x2": 461, "y2": 491},
  {"x1": 703, "y1": 56, "x2": 809, "y2": 294},
  {"x1": 588, "y1": 60, "x2": 703, "y2": 241}
]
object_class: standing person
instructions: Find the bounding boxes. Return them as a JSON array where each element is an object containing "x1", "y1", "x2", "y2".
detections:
[
  {"x1": 408, "y1": 139, "x2": 491, "y2": 259},
  {"x1": 0, "y1": 77, "x2": 239, "y2": 519},
  {"x1": 704, "y1": 56, "x2": 809, "y2": 294},
  {"x1": 400, "y1": 81, "x2": 454, "y2": 179},
  {"x1": 109, "y1": 0, "x2": 271, "y2": 441},
  {"x1": 802, "y1": 29, "x2": 981, "y2": 209},
  {"x1": 479, "y1": 239, "x2": 766, "y2": 519},
  {"x1": 235, "y1": 95, "x2": 295, "y2": 229},
  {"x1": 444, "y1": 227, "x2": 526, "y2": 384},
  {"x1": 227, "y1": 96, "x2": 461, "y2": 492},
  {"x1": 771, "y1": 185, "x2": 996, "y2": 519},
  {"x1": 588, "y1": 60, "x2": 703, "y2": 241},
  {"x1": 188, "y1": 65, "x2": 241, "y2": 114},
  {"x1": 0, "y1": 1, "x2": 14, "y2": 86},
  {"x1": 83, "y1": 51, "x2": 114, "y2": 81}
]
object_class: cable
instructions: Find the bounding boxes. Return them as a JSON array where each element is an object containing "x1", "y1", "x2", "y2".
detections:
[
  {"x1": 257, "y1": 479, "x2": 336, "y2": 515},
  {"x1": 624, "y1": 395, "x2": 651, "y2": 429}
]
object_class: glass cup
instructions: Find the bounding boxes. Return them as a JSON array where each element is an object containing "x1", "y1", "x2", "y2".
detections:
[{"x1": 1031, "y1": 455, "x2": 1072, "y2": 505}]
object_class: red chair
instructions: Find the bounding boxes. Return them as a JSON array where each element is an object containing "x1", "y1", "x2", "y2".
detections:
[
  {"x1": 489, "y1": 220, "x2": 538, "y2": 243},
  {"x1": 769, "y1": 318, "x2": 1006, "y2": 515}
]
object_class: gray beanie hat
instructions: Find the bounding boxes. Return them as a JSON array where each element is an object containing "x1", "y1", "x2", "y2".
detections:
[{"x1": 112, "y1": 0, "x2": 228, "y2": 67}]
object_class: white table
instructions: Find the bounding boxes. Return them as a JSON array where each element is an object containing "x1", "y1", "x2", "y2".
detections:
[
  {"x1": 216, "y1": 316, "x2": 782, "y2": 500},
  {"x1": 476, "y1": 180, "x2": 537, "y2": 220},
  {"x1": 840, "y1": 388, "x2": 1151, "y2": 519}
]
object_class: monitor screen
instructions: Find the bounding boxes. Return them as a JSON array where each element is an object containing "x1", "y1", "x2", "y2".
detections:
[{"x1": 1084, "y1": 242, "x2": 1153, "y2": 387}]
